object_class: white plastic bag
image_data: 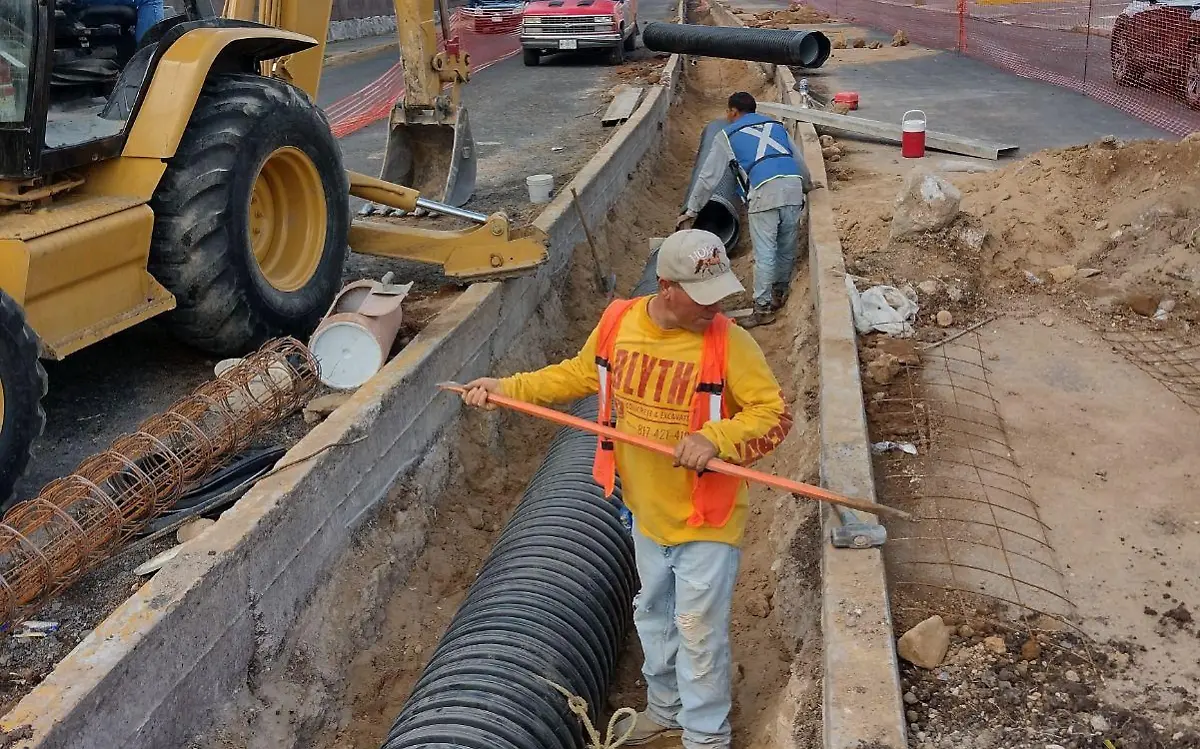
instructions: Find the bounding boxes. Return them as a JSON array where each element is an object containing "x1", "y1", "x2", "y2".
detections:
[{"x1": 845, "y1": 276, "x2": 919, "y2": 336}]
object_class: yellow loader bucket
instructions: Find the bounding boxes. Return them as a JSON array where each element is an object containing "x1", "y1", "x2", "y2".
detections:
[{"x1": 380, "y1": 106, "x2": 477, "y2": 208}]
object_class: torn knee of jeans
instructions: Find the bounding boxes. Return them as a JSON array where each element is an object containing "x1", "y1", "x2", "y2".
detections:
[{"x1": 675, "y1": 612, "x2": 716, "y2": 678}]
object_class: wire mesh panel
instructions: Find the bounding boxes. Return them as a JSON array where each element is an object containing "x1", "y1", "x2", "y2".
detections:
[
  {"x1": 877, "y1": 333, "x2": 1077, "y2": 633},
  {"x1": 1103, "y1": 330, "x2": 1200, "y2": 414}
]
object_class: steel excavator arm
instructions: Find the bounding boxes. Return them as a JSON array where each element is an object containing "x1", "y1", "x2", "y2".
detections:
[{"x1": 220, "y1": 0, "x2": 546, "y2": 281}]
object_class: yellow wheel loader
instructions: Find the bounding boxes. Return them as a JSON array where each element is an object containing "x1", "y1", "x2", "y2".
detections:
[{"x1": 0, "y1": 0, "x2": 548, "y2": 506}]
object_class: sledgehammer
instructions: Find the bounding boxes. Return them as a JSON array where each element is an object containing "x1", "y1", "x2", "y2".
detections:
[
  {"x1": 830, "y1": 505, "x2": 888, "y2": 549},
  {"x1": 439, "y1": 382, "x2": 912, "y2": 522}
]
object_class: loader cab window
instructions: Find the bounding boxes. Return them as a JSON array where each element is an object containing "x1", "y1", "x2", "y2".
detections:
[
  {"x1": 42, "y1": 0, "x2": 140, "y2": 148},
  {"x1": 0, "y1": 0, "x2": 36, "y2": 125},
  {"x1": 0, "y1": 0, "x2": 132, "y2": 178}
]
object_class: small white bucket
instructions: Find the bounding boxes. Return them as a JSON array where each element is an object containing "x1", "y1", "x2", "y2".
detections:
[{"x1": 526, "y1": 173, "x2": 554, "y2": 204}]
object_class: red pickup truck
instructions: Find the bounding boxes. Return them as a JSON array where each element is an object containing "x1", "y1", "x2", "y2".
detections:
[{"x1": 520, "y1": 0, "x2": 640, "y2": 66}]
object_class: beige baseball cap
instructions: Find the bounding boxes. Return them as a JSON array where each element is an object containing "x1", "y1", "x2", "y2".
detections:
[{"x1": 656, "y1": 229, "x2": 744, "y2": 305}]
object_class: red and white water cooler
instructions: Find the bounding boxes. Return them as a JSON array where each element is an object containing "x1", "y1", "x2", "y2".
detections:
[{"x1": 901, "y1": 110, "x2": 926, "y2": 159}]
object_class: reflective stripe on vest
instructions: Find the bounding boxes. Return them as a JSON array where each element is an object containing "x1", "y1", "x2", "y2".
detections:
[
  {"x1": 590, "y1": 297, "x2": 743, "y2": 529},
  {"x1": 724, "y1": 113, "x2": 800, "y2": 194}
]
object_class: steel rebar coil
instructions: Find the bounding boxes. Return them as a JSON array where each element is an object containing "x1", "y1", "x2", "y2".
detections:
[
  {"x1": 0, "y1": 338, "x2": 319, "y2": 627},
  {"x1": 380, "y1": 396, "x2": 635, "y2": 749},
  {"x1": 642, "y1": 22, "x2": 831, "y2": 68}
]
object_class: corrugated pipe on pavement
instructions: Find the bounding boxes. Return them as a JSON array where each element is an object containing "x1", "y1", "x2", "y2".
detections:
[
  {"x1": 380, "y1": 396, "x2": 636, "y2": 749},
  {"x1": 642, "y1": 22, "x2": 831, "y2": 68},
  {"x1": 682, "y1": 119, "x2": 745, "y2": 253}
]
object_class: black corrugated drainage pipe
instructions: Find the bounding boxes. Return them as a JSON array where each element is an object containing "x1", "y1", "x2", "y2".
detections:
[
  {"x1": 642, "y1": 22, "x2": 832, "y2": 68},
  {"x1": 380, "y1": 396, "x2": 636, "y2": 749},
  {"x1": 633, "y1": 248, "x2": 660, "y2": 298},
  {"x1": 683, "y1": 119, "x2": 744, "y2": 254}
]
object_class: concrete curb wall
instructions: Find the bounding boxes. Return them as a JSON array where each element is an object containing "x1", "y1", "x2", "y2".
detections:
[
  {"x1": 0, "y1": 42, "x2": 685, "y2": 749},
  {"x1": 706, "y1": 3, "x2": 908, "y2": 747},
  {"x1": 798, "y1": 122, "x2": 907, "y2": 749}
]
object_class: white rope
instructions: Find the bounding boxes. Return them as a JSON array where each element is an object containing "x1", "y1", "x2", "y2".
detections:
[{"x1": 538, "y1": 676, "x2": 638, "y2": 749}]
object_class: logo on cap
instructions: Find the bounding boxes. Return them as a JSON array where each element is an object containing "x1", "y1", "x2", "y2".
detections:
[{"x1": 690, "y1": 246, "x2": 728, "y2": 279}]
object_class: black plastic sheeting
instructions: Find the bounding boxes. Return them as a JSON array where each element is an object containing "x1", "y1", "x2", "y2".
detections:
[
  {"x1": 643, "y1": 22, "x2": 831, "y2": 68},
  {"x1": 380, "y1": 397, "x2": 636, "y2": 749},
  {"x1": 682, "y1": 119, "x2": 744, "y2": 254}
]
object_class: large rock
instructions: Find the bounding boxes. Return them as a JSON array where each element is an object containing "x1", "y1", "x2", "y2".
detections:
[
  {"x1": 890, "y1": 170, "x2": 962, "y2": 241},
  {"x1": 897, "y1": 614, "x2": 951, "y2": 669},
  {"x1": 1048, "y1": 265, "x2": 1077, "y2": 284}
]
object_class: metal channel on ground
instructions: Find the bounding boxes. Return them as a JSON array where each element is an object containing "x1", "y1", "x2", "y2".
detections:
[
  {"x1": 0, "y1": 11, "x2": 686, "y2": 747},
  {"x1": 704, "y1": 3, "x2": 908, "y2": 748}
]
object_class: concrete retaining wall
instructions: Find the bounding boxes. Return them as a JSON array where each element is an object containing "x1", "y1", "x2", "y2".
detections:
[
  {"x1": 0, "y1": 42, "x2": 684, "y2": 749},
  {"x1": 798, "y1": 122, "x2": 908, "y2": 749},
  {"x1": 705, "y1": 4, "x2": 908, "y2": 748},
  {"x1": 328, "y1": 15, "x2": 398, "y2": 42}
]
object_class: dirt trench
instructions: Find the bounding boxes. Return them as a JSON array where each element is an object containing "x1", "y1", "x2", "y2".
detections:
[{"x1": 197, "y1": 55, "x2": 823, "y2": 749}]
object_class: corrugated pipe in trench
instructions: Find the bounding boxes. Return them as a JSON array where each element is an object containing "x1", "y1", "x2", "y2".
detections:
[
  {"x1": 683, "y1": 119, "x2": 744, "y2": 254},
  {"x1": 380, "y1": 396, "x2": 637, "y2": 749}
]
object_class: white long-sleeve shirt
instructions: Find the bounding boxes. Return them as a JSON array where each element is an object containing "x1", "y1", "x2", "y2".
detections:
[{"x1": 685, "y1": 126, "x2": 812, "y2": 215}]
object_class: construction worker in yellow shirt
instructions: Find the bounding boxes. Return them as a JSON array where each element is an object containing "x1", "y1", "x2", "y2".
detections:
[{"x1": 461, "y1": 228, "x2": 794, "y2": 749}]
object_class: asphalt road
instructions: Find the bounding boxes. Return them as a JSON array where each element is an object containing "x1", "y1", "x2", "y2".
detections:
[{"x1": 14, "y1": 6, "x2": 674, "y2": 500}]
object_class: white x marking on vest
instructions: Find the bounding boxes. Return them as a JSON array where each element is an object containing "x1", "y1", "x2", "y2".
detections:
[{"x1": 744, "y1": 123, "x2": 788, "y2": 160}]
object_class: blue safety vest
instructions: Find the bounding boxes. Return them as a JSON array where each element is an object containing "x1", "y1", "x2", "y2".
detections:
[{"x1": 723, "y1": 113, "x2": 801, "y2": 196}]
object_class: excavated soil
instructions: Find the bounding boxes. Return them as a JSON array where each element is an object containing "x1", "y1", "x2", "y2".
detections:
[
  {"x1": 731, "y1": 2, "x2": 834, "y2": 27},
  {"x1": 199, "y1": 54, "x2": 822, "y2": 749},
  {"x1": 826, "y1": 132, "x2": 1200, "y2": 748},
  {"x1": 835, "y1": 136, "x2": 1200, "y2": 338}
]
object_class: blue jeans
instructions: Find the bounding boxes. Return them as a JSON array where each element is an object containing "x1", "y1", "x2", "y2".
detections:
[
  {"x1": 632, "y1": 524, "x2": 741, "y2": 749},
  {"x1": 77, "y1": 0, "x2": 164, "y2": 43},
  {"x1": 748, "y1": 202, "x2": 804, "y2": 307}
]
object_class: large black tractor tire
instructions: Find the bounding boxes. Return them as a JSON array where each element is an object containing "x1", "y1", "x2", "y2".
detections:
[
  {"x1": 0, "y1": 291, "x2": 47, "y2": 511},
  {"x1": 149, "y1": 73, "x2": 350, "y2": 357}
]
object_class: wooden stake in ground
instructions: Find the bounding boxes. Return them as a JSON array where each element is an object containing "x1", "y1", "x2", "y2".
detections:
[
  {"x1": 570, "y1": 188, "x2": 617, "y2": 300},
  {"x1": 439, "y1": 382, "x2": 912, "y2": 521}
]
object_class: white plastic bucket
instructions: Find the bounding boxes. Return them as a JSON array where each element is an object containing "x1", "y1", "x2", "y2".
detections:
[{"x1": 526, "y1": 173, "x2": 554, "y2": 204}]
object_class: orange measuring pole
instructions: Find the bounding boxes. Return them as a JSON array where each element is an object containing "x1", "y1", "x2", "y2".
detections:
[{"x1": 438, "y1": 383, "x2": 911, "y2": 522}]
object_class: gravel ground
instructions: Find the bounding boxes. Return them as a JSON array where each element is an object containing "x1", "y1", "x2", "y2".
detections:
[{"x1": 901, "y1": 621, "x2": 1200, "y2": 749}]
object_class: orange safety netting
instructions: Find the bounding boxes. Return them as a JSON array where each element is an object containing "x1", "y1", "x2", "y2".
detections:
[
  {"x1": 325, "y1": 8, "x2": 522, "y2": 138},
  {"x1": 803, "y1": 0, "x2": 1200, "y2": 136}
]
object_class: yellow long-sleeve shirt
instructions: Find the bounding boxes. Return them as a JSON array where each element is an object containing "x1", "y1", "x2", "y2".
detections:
[{"x1": 499, "y1": 297, "x2": 793, "y2": 547}]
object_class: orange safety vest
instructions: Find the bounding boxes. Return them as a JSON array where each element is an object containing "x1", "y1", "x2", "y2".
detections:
[{"x1": 591, "y1": 297, "x2": 743, "y2": 529}]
